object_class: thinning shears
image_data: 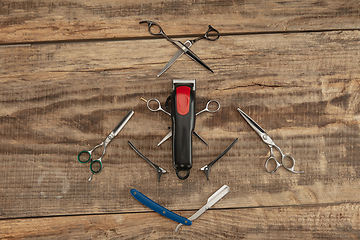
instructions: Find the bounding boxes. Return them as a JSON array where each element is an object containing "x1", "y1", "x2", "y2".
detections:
[
  {"x1": 144, "y1": 98, "x2": 220, "y2": 146},
  {"x1": 77, "y1": 110, "x2": 134, "y2": 181},
  {"x1": 237, "y1": 108, "x2": 304, "y2": 174},
  {"x1": 157, "y1": 25, "x2": 219, "y2": 77},
  {"x1": 140, "y1": 21, "x2": 215, "y2": 74}
]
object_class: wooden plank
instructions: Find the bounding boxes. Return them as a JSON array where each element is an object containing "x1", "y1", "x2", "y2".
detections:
[
  {"x1": 1, "y1": 203, "x2": 360, "y2": 239},
  {"x1": 1, "y1": 0, "x2": 360, "y2": 44},
  {"x1": 1, "y1": 30, "x2": 360, "y2": 220}
]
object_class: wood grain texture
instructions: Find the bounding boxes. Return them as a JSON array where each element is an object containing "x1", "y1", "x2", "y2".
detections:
[
  {"x1": 1, "y1": 0, "x2": 360, "y2": 238},
  {"x1": 1, "y1": 203, "x2": 360, "y2": 239},
  {"x1": 0, "y1": 0, "x2": 360, "y2": 43},
  {"x1": 1, "y1": 30, "x2": 360, "y2": 222}
]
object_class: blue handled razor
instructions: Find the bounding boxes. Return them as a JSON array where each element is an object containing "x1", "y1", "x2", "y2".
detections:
[{"x1": 130, "y1": 189, "x2": 192, "y2": 226}]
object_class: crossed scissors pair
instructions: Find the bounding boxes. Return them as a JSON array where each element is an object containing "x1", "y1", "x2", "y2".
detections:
[{"x1": 140, "y1": 21, "x2": 220, "y2": 76}]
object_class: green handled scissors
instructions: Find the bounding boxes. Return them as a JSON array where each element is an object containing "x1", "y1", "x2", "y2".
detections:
[
  {"x1": 77, "y1": 110, "x2": 134, "y2": 181},
  {"x1": 140, "y1": 21, "x2": 214, "y2": 74}
]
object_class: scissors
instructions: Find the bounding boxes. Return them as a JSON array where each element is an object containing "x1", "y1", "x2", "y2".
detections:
[
  {"x1": 196, "y1": 99, "x2": 221, "y2": 116},
  {"x1": 145, "y1": 98, "x2": 220, "y2": 116},
  {"x1": 144, "y1": 98, "x2": 220, "y2": 146},
  {"x1": 145, "y1": 98, "x2": 171, "y2": 116},
  {"x1": 77, "y1": 110, "x2": 134, "y2": 181},
  {"x1": 237, "y1": 108, "x2": 304, "y2": 174},
  {"x1": 157, "y1": 25, "x2": 220, "y2": 77},
  {"x1": 140, "y1": 21, "x2": 214, "y2": 74}
]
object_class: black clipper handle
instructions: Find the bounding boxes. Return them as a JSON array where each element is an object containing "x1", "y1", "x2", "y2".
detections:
[{"x1": 171, "y1": 81, "x2": 196, "y2": 180}]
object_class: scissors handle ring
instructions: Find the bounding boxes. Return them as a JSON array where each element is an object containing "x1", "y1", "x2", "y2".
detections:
[
  {"x1": 204, "y1": 25, "x2": 220, "y2": 41},
  {"x1": 140, "y1": 21, "x2": 165, "y2": 36},
  {"x1": 90, "y1": 159, "x2": 103, "y2": 174},
  {"x1": 147, "y1": 98, "x2": 162, "y2": 112},
  {"x1": 192, "y1": 25, "x2": 220, "y2": 43},
  {"x1": 77, "y1": 150, "x2": 91, "y2": 163},
  {"x1": 281, "y1": 154, "x2": 304, "y2": 173},
  {"x1": 196, "y1": 100, "x2": 221, "y2": 116},
  {"x1": 265, "y1": 156, "x2": 282, "y2": 173},
  {"x1": 147, "y1": 98, "x2": 171, "y2": 116},
  {"x1": 205, "y1": 100, "x2": 220, "y2": 113}
]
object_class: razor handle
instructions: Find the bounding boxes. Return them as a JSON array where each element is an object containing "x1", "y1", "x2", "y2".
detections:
[
  {"x1": 130, "y1": 189, "x2": 192, "y2": 225},
  {"x1": 171, "y1": 82, "x2": 196, "y2": 180}
]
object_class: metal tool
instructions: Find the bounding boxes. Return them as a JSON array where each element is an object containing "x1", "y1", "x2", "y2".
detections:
[
  {"x1": 175, "y1": 185, "x2": 230, "y2": 232},
  {"x1": 140, "y1": 80, "x2": 222, "y2": 180},
  {"x1": 157, "y1": 127, "x2": 208, "y2": 147},
  {"x1": 77, "y1": 110, "x2": 134, "y2": 181},
  {"x1": 143, "y1": 97, "x2": 210, "y2": 146},
  {"x1": 157, "y1": 25, "x2": 220, "y2": 77},
  {"x1": 130, "y1": 189, "x2": 192, "y2": 226},
  {"x1": 237, "y1": 108, "x2": 304, "y2": 174},
  {"x1": 156, "y1": 100, "x2": 220, "y2": 146},
  {"x1": 199, "y1": 138, "x2": 238, "y2": 180},
  {"x1": 146, "y1": 98, "x2": 171, "y2": 116},
  {"x1": 196, "y1": 99, "x2": 221, "y2": 116},
  {"x1": 140, "y1": 21, "x2": 214, "y2": 73},
  {"x1": 128, "y1": 141, "x2": 168, "y2": 182}
]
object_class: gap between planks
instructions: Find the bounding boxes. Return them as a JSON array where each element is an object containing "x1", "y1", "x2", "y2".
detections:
[
  {"x1": 1, "y1": 28, "x2": 359, "y2": 48},
  {"x1": 1, "y1": 201, "x2": 359, "y2": 222}
]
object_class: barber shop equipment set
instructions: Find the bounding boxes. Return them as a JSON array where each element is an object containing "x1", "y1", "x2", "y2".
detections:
[{"x1": 77, "y1": 21, "x2": 304, "y2": 232}]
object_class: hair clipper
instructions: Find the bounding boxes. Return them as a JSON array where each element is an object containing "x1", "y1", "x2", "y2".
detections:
[{"x1": 170, "y1": 80, "x2": 196, "y2": 180}]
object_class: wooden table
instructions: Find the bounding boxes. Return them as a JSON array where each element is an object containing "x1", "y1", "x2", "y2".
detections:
[{"x1": 1, "y1": 1, "x2": 360, "y2": 239}]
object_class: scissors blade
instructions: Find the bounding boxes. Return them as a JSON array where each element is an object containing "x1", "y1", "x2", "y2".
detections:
[
  {"x1": 112, "y1": 110, "x2": 134, "y2": 136},
  {"x1": 157, "y1": 131, "x2": 172, "y2": 146},
  {"x1": 175, "y1": 185, "x2": 230, "y2": 233},
  {"x1": 172, "y1": 41, "x2": 213, "y2": 73},
  {"x1": 237, "y1": 108, "x2": 276, "y2": 146},
  {"x1": 158, "y1": 130, "x2": 208, "y2": 146},
  {"x1": 158, "y1": 40, "x2": 193, "y2": 77},
  {"x1": 237, "y1": 108, "x2": 267, "y2": 135},
  {"x1": 193, "y1": 131, "x2": 208, "y2": 146}
]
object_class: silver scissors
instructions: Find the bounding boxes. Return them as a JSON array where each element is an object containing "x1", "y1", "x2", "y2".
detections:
[
  {"x1": 77, "y1": 110, "x2": 134, "y2": 181},
  {"x1": 143, "y1": 98, "x2": 220, "y2": 146},
  {"x1": 157, "y1": 25, "x2": 220, "y2": 77},
  {"x1": 237, "y1": 108, "x2": 304, "y2": 174},
  {"x1": 146, "y1": 98, "x2": 220, "y2": 117},
  {"x1": 196, "y1": 100, "x2": 221, "y2": 116},
  {"x1": 146, "y1": 98, "x2": 171, "y2": 116},
  {"x1": 156, "y1": 99, "x2": 220, "y2": 146},
  {"x1": 140, "y1": 21, "x2": 214, "y2": 74}
]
